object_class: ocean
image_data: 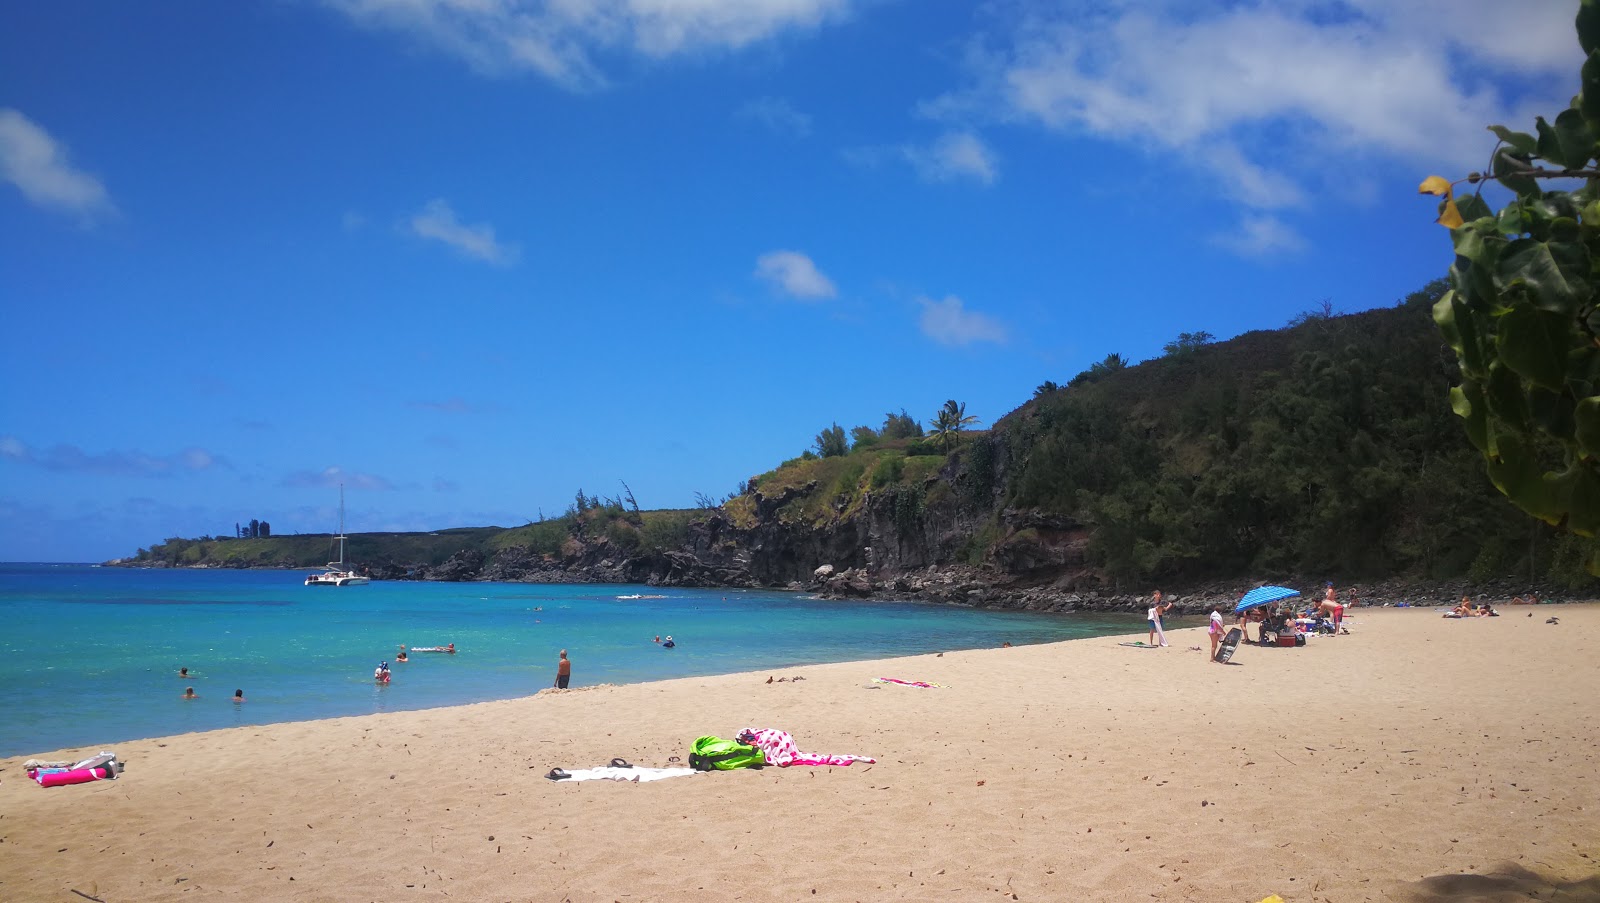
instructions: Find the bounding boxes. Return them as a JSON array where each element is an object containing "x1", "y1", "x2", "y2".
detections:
[{"x1": 0, "y1": 563, "x2": 1148, "y2": 756}]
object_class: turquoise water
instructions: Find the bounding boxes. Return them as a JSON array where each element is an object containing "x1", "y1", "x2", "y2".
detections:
[{"x1": 0, "y1": 564, "x2": 1144, "y2": 756}]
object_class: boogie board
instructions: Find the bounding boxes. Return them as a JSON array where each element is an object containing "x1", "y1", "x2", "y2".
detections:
[{"x1": 1214, "y1": 627, "x2": 1243, "y2": 663}]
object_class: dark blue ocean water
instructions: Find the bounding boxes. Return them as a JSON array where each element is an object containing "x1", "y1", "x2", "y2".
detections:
[{"x1": 0, "y1": 564, "x2": 1144, "y2": 756}]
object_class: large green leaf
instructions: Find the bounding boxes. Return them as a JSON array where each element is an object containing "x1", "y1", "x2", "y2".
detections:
[
  {"x1": 1485, "y1": 362, "x2": 1532, "y2": 431},
  {"x1": 1455, "y1": 193, "x2": 1494, "y2": 223},
  {"x1": 1486, "y1": 433, "x2": 1559, "y2": 523},
  {"x1": 1489, "y1": 124, "x2": 1538, "y2": 156},
  {"x1": 1535, "y1": 113, "x2": 1597, "y2": 170},
  {"x1": 1554, "y1": 109, "x2": 1598, "y2": 169},
  {"x1": 1546, "y1": 462, "x2": 1600, "y2": 535},
  {"x1": 1581, "y1": 0, "x2": 1600, "y2": 55},
  {"x1": 1492, "y1": 148, "x2": 1541, "y2": 196},
  {"x1": 1576, "y1": 396, "x2": 1600, "y2": 458},
  {"x1": 1527, "y1": 386, "x2": 1576, "y2": 439},
  {"x1": 1497, "y1": 306, "x2": 1571, "y2": 391},
  {"x1": 1497, "y1": 237, "x2": 1590, "y2": 312},
  {"x1": 1584, "y1": 52, "x2": 1600, "y2": 125},
  {"x1": 1450, "y1": 381, "x2": 1491, "y2": 454}
]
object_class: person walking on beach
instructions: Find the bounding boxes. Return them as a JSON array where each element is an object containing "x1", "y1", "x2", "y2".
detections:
[
  {"x1": 1207, "y1": 606, "x2": 1226, "y2": 661},
  {"x1": 554, "y1": 649, "x2": 571, "y2": 689},
  {"x1": 1147, "y1": 591, "x2": 1170, "y2": 647}
]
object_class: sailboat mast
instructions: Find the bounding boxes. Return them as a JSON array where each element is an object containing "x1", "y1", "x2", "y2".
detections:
[{"x1": 338, "y1": 483, "x2": 347, "y2": 568}]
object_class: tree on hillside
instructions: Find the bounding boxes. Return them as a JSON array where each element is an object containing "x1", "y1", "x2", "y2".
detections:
[
  {"x1": 1163, "y1": 332, "x2": 1214, "y2": 356},
  {"x1": 931, "y1": 399, "x2": 982, "y2": 451},
  {"x1": 882, "y1": 409, "x2": 924, "y2": 440},
  {"x1": 1419, "y1": 0, "x2": 1600, "y2": 567},
  {"x1": 1091, "y1": 353, "x2": 1129, "y2": 375},
  {"x1": 1035, "y1": 380, "x2": 1060, "y2": 396},
  {"x1": 850, "y1": 425, "x2": 880, "y2": 451},
  {"x1": 815, "y1": 422, "x2": 848, "y2": 458}
]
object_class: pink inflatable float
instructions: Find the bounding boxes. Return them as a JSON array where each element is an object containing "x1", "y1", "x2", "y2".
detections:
[{"x1": 33, "y1": 764, "x2": 117, "y2": 787}]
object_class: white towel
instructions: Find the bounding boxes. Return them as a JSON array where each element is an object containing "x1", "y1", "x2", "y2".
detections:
[{"x1": 557, "y1": 766, "x2": 697, "y2": 783}]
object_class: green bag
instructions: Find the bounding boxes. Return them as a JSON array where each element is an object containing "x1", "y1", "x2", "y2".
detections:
[{"x1": 689, "y1": 735, "x2": 766, "y2": 771}]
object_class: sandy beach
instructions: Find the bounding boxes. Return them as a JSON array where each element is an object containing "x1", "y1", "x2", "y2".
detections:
[{"x1": 2, "y1": 604, "x2": 1597, "y2": 902}]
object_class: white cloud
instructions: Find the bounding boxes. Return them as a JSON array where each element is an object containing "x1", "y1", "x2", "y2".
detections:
[
  {"x1": 904, "y1": 131, "x2": 997, "y2": 185},
  {"x1": 931, "y1": 1, "x2": 1579, "y2": 212},
  {"x1": 323, "y1": 0, "x2": 856, "y2": 89},
  {"x1": 407, "y1": 199, "x2": 519, "y2": 265},
  {"x1": 738, "y1": 96, "x2": 812, "y2": 137},
  {"x1": 755, "y1": 250, "x2": 837, "y2": 300},
  {"x1": 918, "y1": 295, "x2": 1007, "y2": 347},
  {"x1": 282, "y1": 466, "x2": 396, "y2": 492},
  {"x1": 0, "y1": 108, "x2": 115, "y2": 220},
  {"x1": 1211, "y1": 214, "x2": 1307, "y2": 258}
]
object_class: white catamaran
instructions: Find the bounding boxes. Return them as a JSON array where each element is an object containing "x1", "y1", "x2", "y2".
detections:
[{"x1": 305, "y1": 484, "x2": 369, "y2": 586}]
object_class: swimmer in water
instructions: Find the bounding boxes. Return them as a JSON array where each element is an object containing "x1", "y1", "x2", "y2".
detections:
[
  {"x1": 179, "y1": 667, "x2": 191, "y2": 678},
  {"x1": 182, "y1": 687, "x2": 198, "y2": 699},
  {"x1": 233, "y1": 689, "x2": 246, "y2": 703}
]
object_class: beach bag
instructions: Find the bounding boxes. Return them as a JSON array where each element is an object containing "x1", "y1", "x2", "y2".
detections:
[{"x1": 689, "y1": 735, "x2": 766, "y2": 771}]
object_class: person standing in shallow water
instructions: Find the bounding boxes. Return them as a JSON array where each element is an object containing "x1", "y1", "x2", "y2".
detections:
[{"x1": 554, "y1": 649, "x2": 571, "y2": 689}]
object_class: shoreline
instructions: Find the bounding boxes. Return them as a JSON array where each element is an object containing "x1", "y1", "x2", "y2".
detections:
[
  {"x1": 91, "y1": 559, "x2": 1589, "y2": 615},
  {"x1": 3, "y1": 605, "x2": 1597, "y2": 901}
]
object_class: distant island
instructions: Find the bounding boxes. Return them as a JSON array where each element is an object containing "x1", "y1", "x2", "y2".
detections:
[{"x1": 114, "y1": 280, "x2": 1597, "y2": 611}]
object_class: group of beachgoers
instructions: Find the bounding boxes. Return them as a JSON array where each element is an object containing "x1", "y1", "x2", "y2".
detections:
[
  {"x1": 375, "y1": 643, "x2": 457, "y2": 683},
  {"x1": 1143, "y1": 584, "x2": 1355, "y2": 663},
  {"x1": 177, "y1": 668, "x2": 246, "y2": 703}
]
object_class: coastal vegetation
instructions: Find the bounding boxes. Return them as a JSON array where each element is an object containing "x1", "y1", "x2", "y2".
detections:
[
  {"x1": 122, "y1": 280, "x2": 1600, "y2": 594},
  {"x1": 1419, "y1": 3, "x2": 1600, "y2": 571}
]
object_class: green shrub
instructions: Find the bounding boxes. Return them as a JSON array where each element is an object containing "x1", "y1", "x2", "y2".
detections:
[{"x1": 870, "y1": 455, "x2": 904, "y2": 489}]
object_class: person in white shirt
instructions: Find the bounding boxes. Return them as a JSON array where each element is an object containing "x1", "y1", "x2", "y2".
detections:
[{"x1": 1147, "y1": 590, "x2": 1170, "y2": 647}]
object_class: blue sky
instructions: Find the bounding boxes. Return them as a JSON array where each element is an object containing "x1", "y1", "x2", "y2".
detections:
[{"x1": 0, "y1": 0, "x2": 1583, "y2": 562}]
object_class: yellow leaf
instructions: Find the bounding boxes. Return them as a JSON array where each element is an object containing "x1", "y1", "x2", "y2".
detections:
[
  {"x1": 1419, "y1": 175, "x2": 1453, "y2": 197},
  {"x1": 1258, "y1": 897, "x2": 1286, "y2": 903},
  {"x1": 1438, "y1": 198, "x2": 1465, "y2": 229}
]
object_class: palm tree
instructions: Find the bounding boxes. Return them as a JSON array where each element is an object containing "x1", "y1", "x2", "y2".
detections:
[
  {"x1": 932, "y1": 399, "x2": 982, "y2": 451},
  {"x1": 1090, "y1": 353, "x2": 1128, "y2": 375}
]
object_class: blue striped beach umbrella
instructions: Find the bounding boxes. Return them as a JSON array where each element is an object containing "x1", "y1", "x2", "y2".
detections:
[{"x1": 1235, "y1": 585, "x2": 1301, "y2": 613}]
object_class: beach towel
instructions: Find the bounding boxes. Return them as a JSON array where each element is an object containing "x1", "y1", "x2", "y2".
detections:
[
  {"x1": 873, "y1": 677, "x2": 945, "y2": 688},
  {"x1": 547, "y1": 766, "x2": 696, "y2": 783},
  {"x1": 738, "y1": 727, "x2": 876, "y2": 767}
]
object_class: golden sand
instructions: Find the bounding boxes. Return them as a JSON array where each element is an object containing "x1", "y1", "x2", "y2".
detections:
[{"x1": 2, "y1": 604, "x2": 1597, "y2": 902}]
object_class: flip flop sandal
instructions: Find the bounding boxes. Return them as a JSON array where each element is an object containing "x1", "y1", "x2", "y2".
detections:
[
  {"x1": 609, "y1": 758, "x2": 633, "y2": 769},
  {"x1": 545, "y1": 768, "x2": 570, "y2": 781},
  {"x1": 666, "y1": 756, "x2": 681, "y2": 763}
]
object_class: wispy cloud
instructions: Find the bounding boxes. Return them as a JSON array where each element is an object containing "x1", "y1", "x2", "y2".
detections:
[
  {"x1": 904, "y1": 131, "x2": 997, "y2": 185},
  {"x1": 322, "y1": 0, "x2": 857, "y2": 90},
  {"x1": 737, "y1": 96, "x2": 812, "y2": 137},
  {"x1": 845, "y1": 131, "x2": 999, "y2": 186},
  {"x1": 407, "y1": 199, "x2": 519, "y2": 265},
  {"x1": 0, "y1": 436, "x2": 225, "y2": 476},
  {"x1": 918, "y1": 295, "x2": 1007, "y2": 347},
  {"x1": 755, "y1": 250, "x2": 837, "y2": 300},
  {"x1": 927, "y1": 1, "x2": 1578, "y2": 218},
  {"x1": 0, "y1": 108, "x2": 115, "y2": 221},
  {"x1": 1212, "y1": 214, "x2": 1307, "y2": 258},
  {"x1": 281, "y1": 466, "x2": 396, "y2": 492}
]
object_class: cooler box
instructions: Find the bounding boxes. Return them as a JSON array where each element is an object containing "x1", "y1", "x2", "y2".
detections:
[{"x1": 1276, "y1": 634, "x2": 1298, "y2": 647}]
